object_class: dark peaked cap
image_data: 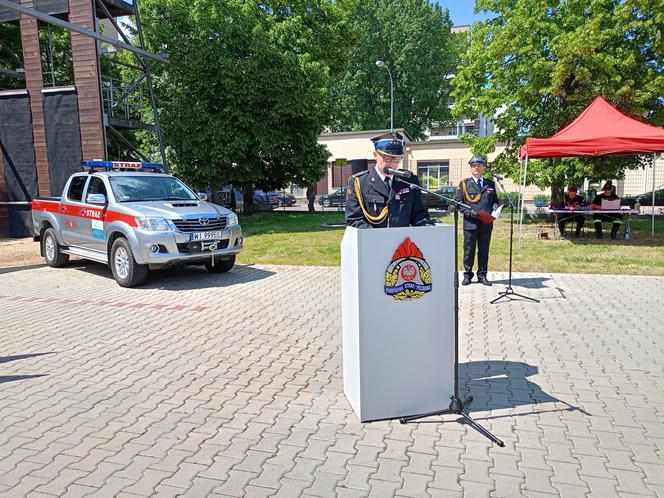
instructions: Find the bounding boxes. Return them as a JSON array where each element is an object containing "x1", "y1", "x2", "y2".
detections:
[{"x1": 372, "y1": 132, "x2": 404, "y2": 157}]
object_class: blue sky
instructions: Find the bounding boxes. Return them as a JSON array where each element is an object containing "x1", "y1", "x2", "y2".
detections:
[{"x1": 433, "y1": 1, "x2": 492, "y2": 26}]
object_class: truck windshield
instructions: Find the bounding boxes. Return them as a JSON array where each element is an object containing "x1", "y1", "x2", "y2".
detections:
[{"x1": 109, "y1": 176, "x2": 198, "y2": 202}]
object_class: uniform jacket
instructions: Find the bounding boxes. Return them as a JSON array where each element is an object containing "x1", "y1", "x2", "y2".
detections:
[
  {"x1": 562, "y1": 193, "x2": 585, "y2": 208},
  {"x1": 345, "y1": 167, "x2": 429, "y2": 228},
  {"x1": 591, "y1": 192, "x2": 619, "y2": 207},
  {"x1": 456, "y1": 177, "x2": 500, "y2": 231}
]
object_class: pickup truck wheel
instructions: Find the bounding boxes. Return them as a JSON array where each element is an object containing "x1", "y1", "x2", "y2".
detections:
[
  {"x1": 206, "y1": 255, "x2": 235, "y2": 273},
  {"x1": 43, "y1": 228, "x2": 69, "y2": 267},
  {"x1": 110, "y1": 238, "x2": 148, "y2": 287}
]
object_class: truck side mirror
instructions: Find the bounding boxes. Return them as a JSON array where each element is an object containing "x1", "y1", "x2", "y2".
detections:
[
  {"x1": 198, "y1": 192, "x2": 209, "y2": 201},
  {"x1": 87, "y1": 193, "x2": 107, "y2": 205}
]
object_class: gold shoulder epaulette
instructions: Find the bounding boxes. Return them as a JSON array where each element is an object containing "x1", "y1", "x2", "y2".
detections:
[
  {"x1": 353, "y1": 174, "x2": 388, "y2": 225},
  {"x1": 348, "y1": 169, "x2": 368, "y2": 186},
  {"x1": 462, "y1": 179, "x2": 481, "y2": 204}
]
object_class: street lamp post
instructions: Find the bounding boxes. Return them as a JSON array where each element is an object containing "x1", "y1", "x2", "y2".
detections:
[{"x1": 375, "y1": 60, "x2": 394, "y2": 132}]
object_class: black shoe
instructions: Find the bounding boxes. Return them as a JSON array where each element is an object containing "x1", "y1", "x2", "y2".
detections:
[
  {"x1": 462, "y1": 277, "x2": 472, "y2": 286},
  {"x1": 478, "y1": 276, "x2": 492, "y2": 286}
]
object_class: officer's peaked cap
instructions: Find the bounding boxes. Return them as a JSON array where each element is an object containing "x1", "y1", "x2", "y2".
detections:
[
  {"x1": 372, "y1": 132, "x2": 404, "y2": 157},
  {"x1": 469, "y1": 155, "x2": 486, "y2": 165}
]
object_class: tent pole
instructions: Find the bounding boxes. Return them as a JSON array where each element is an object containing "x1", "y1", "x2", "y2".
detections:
[
  {"x1": 517, "y1": 157, "x2": 523, "y2": 243},
  {"x1": 653, "y1": 153, "x2": 657, "y2": 238},
  {"x1": 518, "y1": 155, "x2": 529, "y2": 243}
]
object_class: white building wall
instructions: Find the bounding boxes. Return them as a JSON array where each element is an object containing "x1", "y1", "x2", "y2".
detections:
[
  {"x1": 318, "y1": 131, "x2": 551, "y2": 200},
  {"x1": 620, "y1": 155, "x2": 664, "y2": 197},
  {"x1": 318, "y1": 132, "x2": 664, "y2": 202},
  {"x1": 404, "y1": 140, "x2": 547, "y2": 199}
]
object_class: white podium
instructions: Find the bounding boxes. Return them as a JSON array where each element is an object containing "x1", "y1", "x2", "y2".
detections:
[{"x1": 341, "y1": 225, "x2": 455, "y2": 422}]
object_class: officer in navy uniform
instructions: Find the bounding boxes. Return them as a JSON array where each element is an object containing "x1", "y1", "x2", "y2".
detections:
[
  {"x1": 456, "y1": 156, "x2": 499, "y2": 286},
  {"x1": 345, "y1": 132, "x2": 433, "y2": 228}
]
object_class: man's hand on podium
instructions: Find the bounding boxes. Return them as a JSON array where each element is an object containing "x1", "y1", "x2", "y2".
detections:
[{"x1": 417, "y1": 218, "x2": 438, "y2": 226}]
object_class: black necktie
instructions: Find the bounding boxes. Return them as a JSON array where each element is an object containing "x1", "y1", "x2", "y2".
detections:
[
  {"x1": 478, "y1": 178, "x2": 483, "y2": 189},
  {"x1": 384, "y1": 177, "x2": 391, "y2": 192}
]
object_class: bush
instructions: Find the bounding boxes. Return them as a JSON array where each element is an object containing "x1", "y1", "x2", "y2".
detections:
[
  {"x1": 533, "y1": 194, "x2": 549, "y2": 204},
  {"x1": 498, "y1": 191, "x2": 520, "y2": 211}
]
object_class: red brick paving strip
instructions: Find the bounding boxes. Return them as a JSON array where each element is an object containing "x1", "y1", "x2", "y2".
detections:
[{"x1": 0, "y1": 294, "x2": 207, "y2": 313}]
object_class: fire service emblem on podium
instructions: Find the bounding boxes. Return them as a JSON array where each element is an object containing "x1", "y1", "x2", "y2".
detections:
[{"x1": 384, "y1": 238, "x2": 432, "y2": 300}]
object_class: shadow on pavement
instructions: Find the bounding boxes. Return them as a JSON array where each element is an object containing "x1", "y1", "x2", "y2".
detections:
[
  {"x1": 67, "y1": 261, "x2": 276, "y2": 290},
  {"x1": 0, "y1": 352, "x2": 56, "y2": 364},
  {"x1": 490, "y1": 276, "x2": 552, "y2": 289},
  {"x1": 0, "y1": 264, "x2": 46, "y2": 275},
  {"x1": 0, "y1": 374, "x2": 47, "y2": 384},
  {"x1": 0, "y1": 353, "x2": 53, "y2": 385},
  {"x1": 456, "y1": 361, "x2": 588, "y2": 417},
  {"x1": 141, "y1": 265, "x2": 276, "y2": 290}
]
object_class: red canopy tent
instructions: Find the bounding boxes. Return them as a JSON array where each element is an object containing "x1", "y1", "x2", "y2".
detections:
[
  {"x1": 520, "y1": 96, "x2": 664, "y2": 158},
  {"x1": 517, "y1": 96, "x2": 664, "y2": 236}
]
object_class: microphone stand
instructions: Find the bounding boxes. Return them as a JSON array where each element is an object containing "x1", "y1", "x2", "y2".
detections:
[
  {"x1": 490, "y1": 175, "x2": 539, "y2": 304},
  {"x1": 391, "y1": 176, "x2": 504, "y2": 447}
]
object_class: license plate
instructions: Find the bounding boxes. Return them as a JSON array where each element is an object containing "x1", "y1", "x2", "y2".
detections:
[{"x1": 191, "y1": 231, "x2": 223, "y2": 241}]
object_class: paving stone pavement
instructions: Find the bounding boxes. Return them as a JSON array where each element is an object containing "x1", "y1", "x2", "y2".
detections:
[{"x1": 0, "y1": 262, "x2": 663, "y2": 498}]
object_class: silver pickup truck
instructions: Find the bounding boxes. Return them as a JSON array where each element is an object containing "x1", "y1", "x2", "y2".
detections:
[{"x1": 32, "y1": 161, "x2": 243, "y2": 287}]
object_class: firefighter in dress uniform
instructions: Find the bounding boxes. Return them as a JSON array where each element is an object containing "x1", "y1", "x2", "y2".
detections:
[
  {"x1": 456, "y1": 156, "x2": 499, "y2": 286},
  {"x1": 345, "y1": 132, "x2": 433, "y2": 228}
]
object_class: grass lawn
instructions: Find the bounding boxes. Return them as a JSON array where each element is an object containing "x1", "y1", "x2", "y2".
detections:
[{"x1": 237, "y1": 211, "x2": 664, "y2": 275}]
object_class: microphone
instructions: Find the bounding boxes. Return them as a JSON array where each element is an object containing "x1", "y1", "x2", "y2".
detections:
[
  {"x1": 490, "y1": 172, "x2": 504, "y2": 180},
  {"x1": 383, "y1": 167, "x2": 412, "y2": 178}
]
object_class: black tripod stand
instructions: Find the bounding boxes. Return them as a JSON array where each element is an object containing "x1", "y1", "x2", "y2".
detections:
[
  {"x1": 388, "y1": 178, "x2": 504, "y2": 447},
  {"x1": 490, "y1": 176, "x2": 539, "y2": 304}
]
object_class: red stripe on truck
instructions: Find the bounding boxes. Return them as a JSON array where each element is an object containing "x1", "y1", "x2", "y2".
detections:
[{"x1": 32, "y1": 199, "x2": 137, "y2": 227}]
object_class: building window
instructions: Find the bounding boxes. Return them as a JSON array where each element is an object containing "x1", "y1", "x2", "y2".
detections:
[{"x1": 417, "y1": 161, "x2": 449, "y2": 190}]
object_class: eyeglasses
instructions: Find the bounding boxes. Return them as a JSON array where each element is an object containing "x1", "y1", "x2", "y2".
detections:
[
  {"x1": 470, "y1": 163, "x2": 484, "y2": 168},
  {"x1": 379, "y1": 154, "x2": 401, "y2": 163}
]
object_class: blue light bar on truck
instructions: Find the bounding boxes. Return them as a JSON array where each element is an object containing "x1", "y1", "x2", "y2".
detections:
[{"x1": 82, "y1": 160, "x2": 163, "y2": 171}]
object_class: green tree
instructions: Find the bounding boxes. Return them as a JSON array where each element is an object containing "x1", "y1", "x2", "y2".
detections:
[
  {"x1": 140, "y1": 0, "x2": 355, "y2": 212},
  {"x1": 0, "y1": 23, "x2": 75, "y2": 89},
  {"x1": 452, "y1": 0, "x2": 664, "y2": 201},
  {"x1": 0, "y1": 24, "x2": 24, "y2": 90},
  {"x1": 329, "y1": 0, "x2": 460, "y2": 140},
  {"x1": 38, "y1": 25, "x2": 74, "y2": 87}
]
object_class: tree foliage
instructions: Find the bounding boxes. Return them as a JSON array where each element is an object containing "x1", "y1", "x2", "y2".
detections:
[
  {"x1": 452, "y1": 0, "x2": 664, "y2": 197},
  {"x1": 0, "y1": 23, "x2": 23, "y2": 90},
  {"x1": 328, "y1": 0, "x2": 460, "y2": 140},
  {"x1": 0, "y1": 23, "x2": 75, "y2": 89},
  {"x1": 38, "y1": 25, "x2": 74, "y2": 87},
  {"x1": 140, "y1": 0, "x2": 356, "y2": 208}
]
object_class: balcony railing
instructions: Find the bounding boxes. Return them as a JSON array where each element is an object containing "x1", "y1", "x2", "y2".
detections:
[{"x1": 101, "y1": 75, "x2": 147, "y2": 123}]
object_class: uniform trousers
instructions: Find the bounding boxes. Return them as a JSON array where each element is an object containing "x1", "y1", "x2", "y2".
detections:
[
  {"x1": 558, "y1": 213, "x2": 585, "y2": 237},
  {"x1": 463, "y1": 225, "x2": 493, "y2": 279},
  {"x1": 593, "y1": 213, "x2": 623, "y2": 239}
]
